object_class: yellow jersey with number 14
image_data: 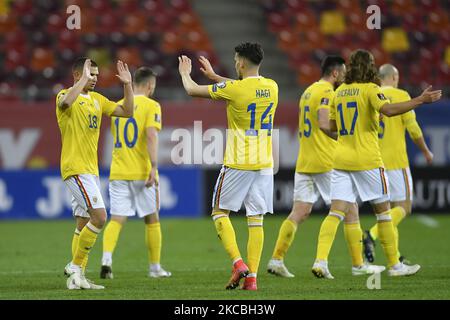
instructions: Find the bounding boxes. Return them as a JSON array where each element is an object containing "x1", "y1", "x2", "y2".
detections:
[
  {"x1": 110, "y1": 95, "x2": 162, "y2": 181},
  {"x1": 296, "y1": 80, "x2": 337, "y2": 173},
  {"x1": 379, "y1": 86, "x2": 423, "y2": 170},
  {"x1": 208, "y1": 76, "x2": 279, "y2": 170},
  {"x1": 56, "y1": 89, "x2": 117, "y2": 180},
  {"x1": 330, "y1": 83, "x2": 389, "y2": 171}
]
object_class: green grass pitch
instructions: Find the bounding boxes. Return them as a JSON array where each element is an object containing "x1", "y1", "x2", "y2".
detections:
[{"x1": 0, "y1": 214, "x2": 449, "y2": 300}]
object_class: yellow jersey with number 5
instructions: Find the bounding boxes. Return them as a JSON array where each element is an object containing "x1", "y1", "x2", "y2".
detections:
[
  {"x1": 208, "y1": 76, "x2": 278, "y2": 170},
  {"x1": 296, "y1": 80, "x2": 337, "y2": 173},
  {"x1": 56, "y1": 89, "x2": 117, "y2": 180},
  {"x1": 110, "y1": 95, "x2": 162, "y2": 181},
  {"x1": 378, "y1": 86, "x2": 423, "y2": 170},
  {"x1": 330, "y1": 83, "x2": 389, "y2": 171}
]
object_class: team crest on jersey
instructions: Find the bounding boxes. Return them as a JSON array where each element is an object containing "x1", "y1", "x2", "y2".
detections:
[
  {"x1": 377, "y1": 93, "x2": 387, "y2": 100},
  {"x1": 320, "y1": 97, "x2": 330, "y2": 105},
  {"x1": 155, "y1": 113, "x2": 161, "y2": 123},
  {"x1": 212, "y1": 82, "x2": 227, "y2": 92},
  {"x1": 93, "y1": 196, "x2": 98, "y2": 203}
]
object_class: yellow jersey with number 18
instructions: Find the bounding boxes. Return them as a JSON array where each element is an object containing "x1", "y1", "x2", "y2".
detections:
[
  {"x1": 330, "y1": 83, "x2": 389, "y2": 171},
  {"x1": 56, "y1": 89, "x2": 117, "y2": 180},
  {"x1": 379, "y1": 86, "x2": 423, "y2": 170},
  {"x1": 296, "y1": 80, "x2": 337, "y2": 173},
  {"x1": 109, "y1": 95, "x2": 162, "y2": 181},
  {"x1": 208, "y1": 76, "x2": 279, "y2": 170}
]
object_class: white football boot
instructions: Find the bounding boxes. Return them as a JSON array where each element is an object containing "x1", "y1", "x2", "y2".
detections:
[
  {"x1": 352, "y1": 263, "x2": 386, "y2": 276},
  {"x1": 388, "y1": 262, "x2": 421, "y2": 276},
  {"x1": 267, "y1": 259, "x2": 295, "y2": 278},
  {"x1": 311, "y1": 260, "x2": 335, "y2": 279}
]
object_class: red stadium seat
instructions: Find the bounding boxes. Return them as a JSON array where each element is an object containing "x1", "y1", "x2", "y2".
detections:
[
  {"x1": 116, "y1": 47, "x2": 143, "y2": 67},
  {"x1": 297, "y1": 62, "x2": 320, "y2": 86},
  {"x1": 98, "y1": 12, "x2": 122, "y2": 34},
  {"x1": 427, "y1": 12, "x2": 449, "y2": 33},
  {"x1": 30, "y1": 48, "x2": 55, "y2": 72},
  {"x1": 293, "y1": 10, "x2": 317, "y2": 33},
  {"x1": 0, "y1": 12, "x2": 17, "y2": 33},
  {"x1": 285, "y1": 0, "x2": 307, "y2": 13},
  {"x1": 57, "y1": 30, "x2": 81, "y2": 52},
  {"x1": 5, "y1": 49, "x2": 28, "y2": 72},
  {"x1": 268, "y1": 12, "x2": 290, "y2": 33},
  {"x1": 391, "y1": 0, "x2": 416, "y2": 15},
  {"x1": 403, "y1": 10, "x2": 426, "y2": 32}
]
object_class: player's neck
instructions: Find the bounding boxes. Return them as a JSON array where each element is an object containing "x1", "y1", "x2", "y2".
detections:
[
  {"x1": 381, "y1": 82, "x2": 395, "y2": 88},
  {"x1": 241, "y1": 69, "x2": 260, "y2": 79},
  {"x1": 320, "y1": 77, "x2": 334, "y2": 86}
]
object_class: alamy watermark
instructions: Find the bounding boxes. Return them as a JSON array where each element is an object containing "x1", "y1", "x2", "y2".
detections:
[{"x1": 366, "y1": 272, "x2": 382, "y2": 290}]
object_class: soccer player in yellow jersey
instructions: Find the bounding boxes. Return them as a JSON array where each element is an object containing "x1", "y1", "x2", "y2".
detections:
[
  {"x1": 99, "y1": 67, "x2": 171, "y2": 279},
  {"x1": 178, "y1": 43, "x2": 278, "y2": 290},
  {"x1": 363, "y1": 64, "x2": 434, "y2": 263},
  {"x1": 267, "y1": 56, "x2": 384, "y2": 278},
  {"x1": 312, "y1": 50, "x2": 441, "y2": 278},
  {"x1": 57, "y1": 57, "x2": 134, "y2": 289}
]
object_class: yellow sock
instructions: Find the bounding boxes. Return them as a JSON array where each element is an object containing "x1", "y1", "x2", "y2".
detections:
[
  {"x1": 71, "y1": 228, "x2": 80, "y2": 259},
  {"x1": 212, "y1": 212, "x2": 241, "y2": 262},
  {"x1": 73, "y1": 222, "x2": 100, "y2": 266},
  {"x1": 316, "y1": 211, "x2": 345, "y2": 261},
  {"x1": 344, "y1": 223, "x2": 363, "y2": 267},
  {"x1": 369, "y1": 206, "x2": 405, "y2": 240},
  {"x1": 103, "y1": 220, "x2": 123, "y2": 255},
  {"x1": 247, "y1": 216, "x2": 264, "y2": 274},
  {"x1": 72, "y1": 228, "x2": 88, "y2": 273},
  {"x1": 376, "y1": 211, "x2": 399, "y2": 267},
  {"x1": 272, "y1": 219, "x2": 297, "y2": 260},
  {"x1": 146, "y1": 222, "x2": 162, "y2": 264}
]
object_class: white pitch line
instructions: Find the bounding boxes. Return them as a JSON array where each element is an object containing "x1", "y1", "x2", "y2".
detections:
[{"x1": 416, "y1": 214, "x2": 440, "y2": 228}]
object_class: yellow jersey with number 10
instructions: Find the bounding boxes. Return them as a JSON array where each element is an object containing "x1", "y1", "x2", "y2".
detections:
[
  {"x1": 379, "y1": 86, "x2": 423, "y2": 170},
  {"x1": 330, "y1": 83, "x2": 389, "y2": 171},
  {"x1": 56, "y1": 89, "x2": 117, "y2": 180},
  {"x1": 208, "y1": 76, "x2": 279, "y2": 170},
  {"x1": 110, "y1": 95, "x2": 162, "y2": 181},
  {"x1": 296, "y1": 80, "x2": 337, "y2": 173}
]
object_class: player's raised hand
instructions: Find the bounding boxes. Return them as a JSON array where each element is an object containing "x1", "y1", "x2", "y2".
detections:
[
  {"x1": 116, "y1": 60, "x2": 132, "y2": 85},
  {"x1": 198, "y1": 56, "x2": 216, "y2": 80},
  {"x1": 81, "y1": 59, "x2": 95, "y2": 81},
  {"x1": 178, "y1": 55, "x2": 192, "y2": 75},
  {"x1": 419, "y1": 86, "x2": 442, "y2": 104}
]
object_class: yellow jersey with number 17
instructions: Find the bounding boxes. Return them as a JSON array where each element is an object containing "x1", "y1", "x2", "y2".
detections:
[
  {"x1": 110, "y1": 95, "x2": 162, "y2": 181},
  {"x1": 296, "y1": 80, "x2": 337, "y2": 173},
  {"x1": 330, "y1": 83, "x2": 389, "y2": 171},
  {"x1": 379, "y1": 86, "x2": 423, "y2": 170},
  {"x1": 56, "y1": 89, "x2": 117, "y2": 180},
  {"x1": 208, "y1": 76, "x2": 278, "y2": 170}
]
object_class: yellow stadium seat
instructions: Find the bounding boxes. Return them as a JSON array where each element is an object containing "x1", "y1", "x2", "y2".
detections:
[
  {"x1": 320, "y1": 11, "x2": 346, "y2": 35},
  {"x1": 382, "y1": 28, "x2": 410, "y2": 53},
  {"x1": 445, "y1": 46, "x2": 450, "y2": 67}
]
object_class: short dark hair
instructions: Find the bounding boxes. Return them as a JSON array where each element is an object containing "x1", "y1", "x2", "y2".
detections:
[
  {"x1": 133, "y1": 67, "x2": 157, "y2": 86},
  {"x1": 72, "y1": 57, "x2": 98, "y2": 72},
  {"x1": 345, "y1": 49, "x2": 380, "y2": 85},
  {"x1": 321, "y1": 55, "x2": 345, "y2": 76},
  {"x1": 234, "y1": 42, "x2": 264, "y2": 65}
]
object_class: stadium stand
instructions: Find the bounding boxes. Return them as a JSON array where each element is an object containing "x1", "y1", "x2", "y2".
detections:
[
  {"x1": 261, "y1": 0, "x2": 449, "y2": 96},
  {"x1": 0, "y1": 0, "x2": 448, "y2": 101}
]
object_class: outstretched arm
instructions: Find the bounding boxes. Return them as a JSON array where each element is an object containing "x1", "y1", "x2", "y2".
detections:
[
  {"x1": 380, "y1": 86, "x2": 442, "y2": 117},
  {"x1": 111, "y1": 60, "x2": 134, "y2": 118},
  {"x1": 178, "y1": 55, "x2": 211, "y2": 98},
  {"x1": 57, "y1": 59, "x2": 93, "y2": 110},
  {"x1": 198, "y1": 56, "x2": 233, "y2": 83}
]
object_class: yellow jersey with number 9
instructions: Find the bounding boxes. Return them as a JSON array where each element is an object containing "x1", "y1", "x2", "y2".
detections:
[
  {"x1": 208, "y1": 77, "x2": 278, "y2": 170},
  {"x1": 379, "y1": 87, "x2": 423, "y2": 170},
  {"x1": 56, "y1": 89, "x2": 117, "y2": 180},
  {"x1": 110, "y1": 95, "x2": 162, "y2": 180},
  {"x1": 330, "y1": 83, "x2": 389, "y2": 171},
  {"x1": 296, "y1": 80, "x2": 336, "y2": 173}
]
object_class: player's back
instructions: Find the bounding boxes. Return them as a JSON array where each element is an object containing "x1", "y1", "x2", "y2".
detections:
[
  {"x1": 332, "y1": 82, "x2": 388, "y2": 171},
  {"x1": 379, "y1": 86, "x2": 413, "y2": 170},
  {"x1": 297, "y1": 80, "x2": 336, "y2": 173},
  {"x1": 110, "y1": 95, "x2": 162, "y2": 180},
  {"x1": 210, "y1": 76, "x2": 279, "y2": 170}
]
